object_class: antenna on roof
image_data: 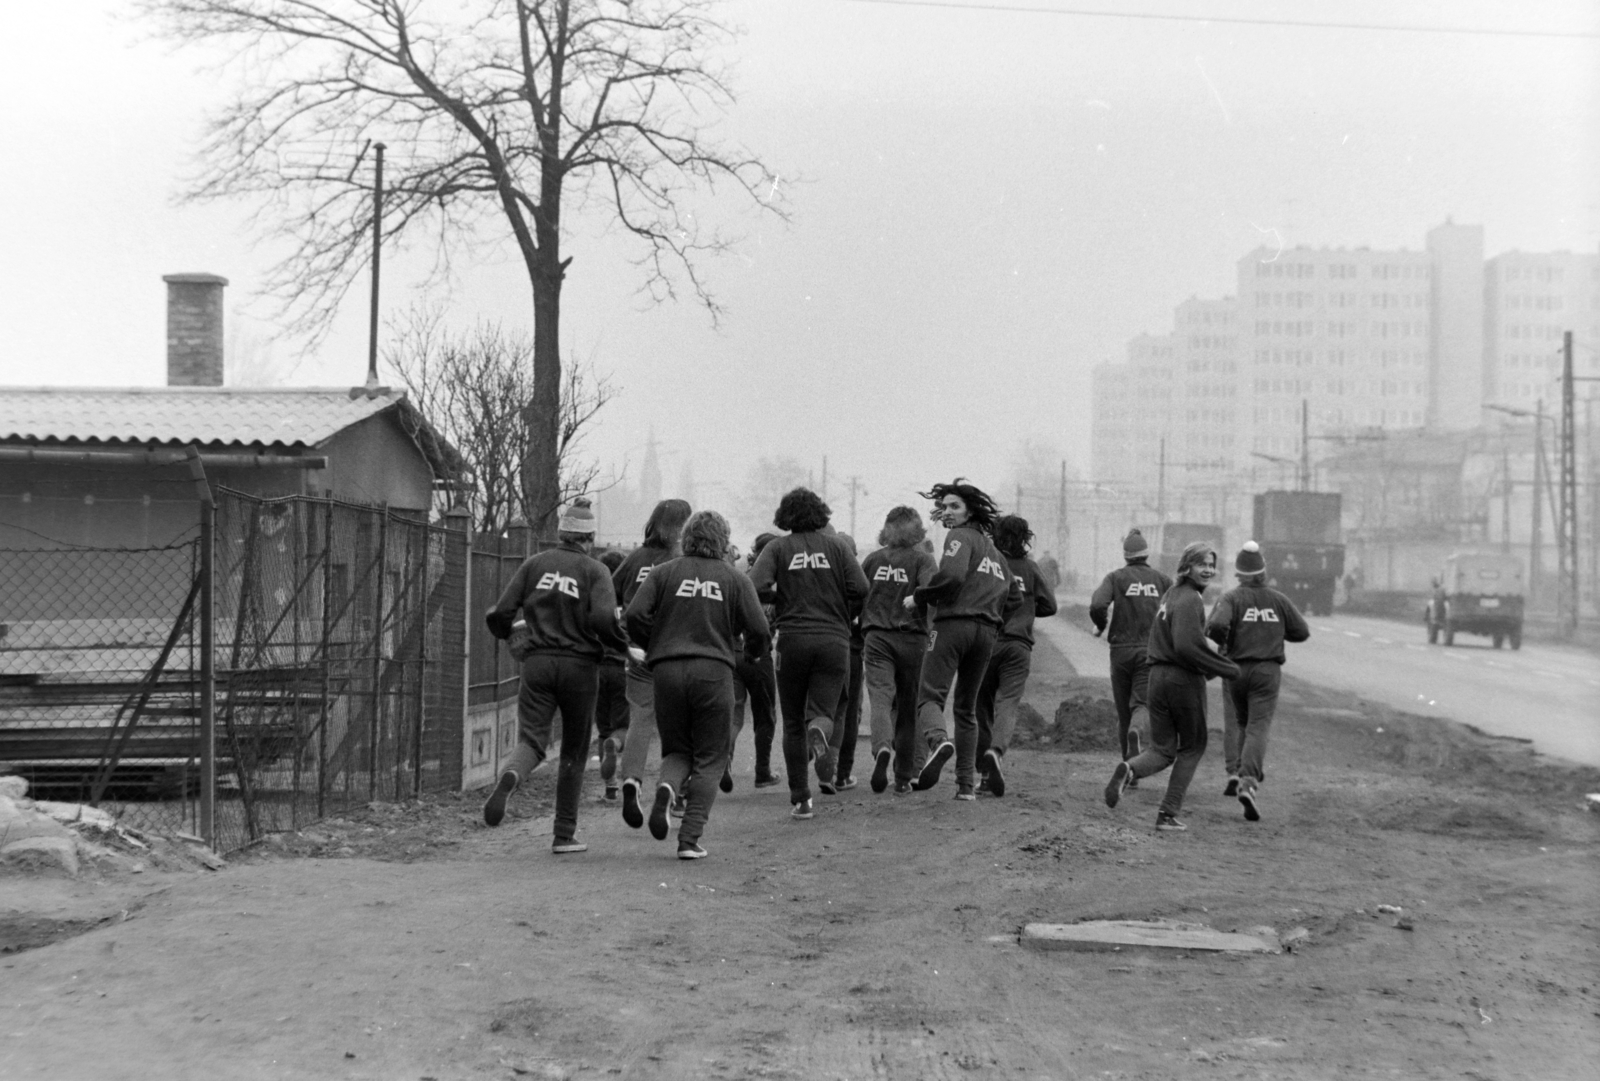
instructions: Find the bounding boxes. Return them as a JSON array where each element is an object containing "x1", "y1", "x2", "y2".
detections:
[{"x1": 365, "y1": 142, "x2": 386, "y2": 393}]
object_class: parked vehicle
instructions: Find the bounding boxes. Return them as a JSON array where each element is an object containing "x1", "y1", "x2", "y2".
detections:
[
  {"x1": 1425, "y1": 552, "x2": 1525, "y2": 649},
  {"x1": 1252, "y1": 490, "x2": 1344, "y2": 616}
]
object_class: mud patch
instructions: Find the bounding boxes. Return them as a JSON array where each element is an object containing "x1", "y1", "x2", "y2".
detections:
[
  {"x1": 1012, "y1": 689, "x2": 1120, "y2": 753},
  {"x1": 1018, "y1": 821, "x2": 1153, "y2": 860},
  {"x1": 1366, "y1": 794, "x2": 1547, "y2": 841}
]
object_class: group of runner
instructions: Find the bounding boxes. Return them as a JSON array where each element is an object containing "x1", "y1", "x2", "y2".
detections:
[{"x1": 482, "y1": 478, "x2": 1308, "y2": 857}]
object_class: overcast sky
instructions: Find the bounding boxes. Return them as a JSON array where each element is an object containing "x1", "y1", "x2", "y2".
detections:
[{"x1": 1, "y1": 1, "x2": 1596, "y2": 538}]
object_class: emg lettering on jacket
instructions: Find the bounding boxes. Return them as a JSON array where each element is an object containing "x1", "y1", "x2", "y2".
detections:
[
  {"x1": 977, "y1": 556, "x2": 1008, "y2": 580},
  {"x1": 636, "y1": 566, "x2": 653, "y2": 583},
  {"x1": 1241, "y1": 607, "x2": 1280, "y2": 623},
  {"x1": 788, "y1": 552, "x2": 831, "y2": 570},
  {"x1": 674, "y1": 578, "x2": 725, "y2": 601},
  {"x1": 1125, "y1": 582, "x2": 1161, "y2": 597},
  {"x1": 536, "y1": 572, "x2": 581, "y2": 599},
  {"x1": 873, "y1": 565, "x2": 910, "y2": 583}
]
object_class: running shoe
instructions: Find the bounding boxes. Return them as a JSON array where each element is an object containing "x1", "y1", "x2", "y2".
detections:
[
  {"x1": 1155, "y1": 813, "x2": 1188, "y2": 832},
  {"x1": 604, "y1": 783, "x2": 619, "y2": 802},
  {"x1": 621, "y1": 779, "x2": 644, "y2": 829},
  {"x1": 954, "y1": 784, "x2": 976, "y2": 801},
  {"x1": 649, "y1": 783, "x2": 675, "y2": 840},
  {"x1": 836, "y1": 775, "x2": 857, "y2": 791},
  {"x1": 753, "y1": 773, "x2": 782, "y2": 789},
  {"x1": 808, "y1": 725, "x2": 838, "y2": 794},
  {"x1": 677, "y1": 841, "x2": 708, "y2": 860},
  {"x1": 892, "y1": 780, "x2": 912, "y2": 796},
  {"x1": 914, "y1": 740, "x2": 955, "y2": 791},
  {"x1": 1223, "y1": 775, "x2": 1240, "y2": 798},
  {"x1": 551, "y1": 838, "x2": 588, "y2": 854},
  {"x1": 982, "y1": 750, "x2": 1006, "y2": 798},
  {"x1": 720, "y1": 769, "x2": 734, "y2": 794},
  {"x1": 1239, "y1": 787, "x2": 1260, "y2": 822},
  {"x1": 870, "y1": 747, "x2": 893, "y2": 794},
  {"x1": 669, "y1": 793, "x2": 687, "y2": 820},
  {"x1": 1103, "y1": 761, "x2": 1132, "y2": 809},
  {"x1": 599, "y1": 736, "x2": 620, "y2": 783},
  {"x1": 482, "y1": 770, "x2": 517, "y2": 827},
  {"x1": 790, "y1": 798, "x2": 814, "y2": 820}
]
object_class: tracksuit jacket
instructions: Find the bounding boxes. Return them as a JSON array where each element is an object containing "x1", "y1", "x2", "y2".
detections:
[
  {"x1": 1205, "y1": 584, "x2": 1311, "y2": 663},
  {"x1": 860, "y1": 546, "x2": 938, "y2": 634},
  {"x1": 1148, "y1": 581, "x2": 1240, "y2": 681},
  {"x1": 486, "y1": 543, "x2": 628, "y2": 660},
  {"x1": 1089, "y1": 561, "x2": 1174, "y2": 650},
  {"x1": 912, "y1": 526, "x2": 1020, "y2": 626},
  {"x1": 999, "y1": 554, "x2": 1058, "y2": 646},
  {"x1": 748, "y1": 530, "x2": 869, "y2": 641},
  {"x1": 624, "y1": 555, "x2": 771, "y2": 669}
]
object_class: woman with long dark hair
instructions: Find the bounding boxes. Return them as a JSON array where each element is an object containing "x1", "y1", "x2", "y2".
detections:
[
  {"x1": 748, "y1": 487, "x2": 869, "y2": 819},
  {"x1": 906, "y1": 479, "x2": 1019, "y2": 799},
  {"x1": 1104, "y1": 540, "x2": 1240, "y2": 831},
  {"x1": 859, "y1": 506, "x2": 937, "y2": 794}
]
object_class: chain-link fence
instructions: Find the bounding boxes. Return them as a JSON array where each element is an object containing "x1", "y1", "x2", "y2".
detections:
[{"x1": 0, "y1": 541, "x2": 206, "y2": 837}]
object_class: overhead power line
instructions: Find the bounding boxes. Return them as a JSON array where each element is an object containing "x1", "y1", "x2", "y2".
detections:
[{"x1": 838, "y1": 0, "x2": 1600, "y2": 40}]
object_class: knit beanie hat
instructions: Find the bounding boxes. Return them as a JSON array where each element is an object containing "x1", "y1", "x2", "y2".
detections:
[
  {"x1": 558, "y1": 497, "x2": 597, "y2": 535},
  {"x1": 1123, "y1": 529, "x2": 1149, "y2": 560},
  {"x1": 1235, "y1": 541, "x2": 1267, "y2": 575}
]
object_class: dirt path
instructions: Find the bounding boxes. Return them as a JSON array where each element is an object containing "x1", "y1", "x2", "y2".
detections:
[{"x1": 4, "y1": 633, "x2": 1598, "y2": 1080}]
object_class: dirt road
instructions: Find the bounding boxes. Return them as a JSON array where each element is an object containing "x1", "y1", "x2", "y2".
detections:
[{"x1": 4, "y1": 632, "x2": 1599, "y2": 1080}]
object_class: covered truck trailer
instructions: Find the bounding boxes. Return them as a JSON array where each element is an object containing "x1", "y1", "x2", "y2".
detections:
[{"x1": 1252, "y1": 490, "x2": 1343, "y2": 616}]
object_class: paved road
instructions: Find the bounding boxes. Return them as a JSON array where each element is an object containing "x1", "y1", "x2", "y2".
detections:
[{"x1": 1040, "y1": 603, "x2": 1600, "y2": 768}]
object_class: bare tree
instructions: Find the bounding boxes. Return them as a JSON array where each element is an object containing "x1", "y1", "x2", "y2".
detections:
[
  {"x1": 385, "y1": 307, "x2": 615, "y2": 532},
  {"x1": 142, "y1": 0, "x2": 785, "y2": 534}
]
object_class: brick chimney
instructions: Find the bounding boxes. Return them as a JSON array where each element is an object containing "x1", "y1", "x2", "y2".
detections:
[{"x1": 162, "y1": 273, "x2": 229, "y2": 386}]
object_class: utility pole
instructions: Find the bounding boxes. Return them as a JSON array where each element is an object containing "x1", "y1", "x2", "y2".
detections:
[
  {"x1": 1156, "y1": 438, "x2": 1166, "y2": 523},
  {"x1": 1015, "y1": 483, "x2": 1024, "y2": 516},
  {"x1": 1558, "y1": 332, "x2": 1578, "y2": 635},
  {"x1": 1501, "y1": 437, "x2": 1512, "y2": 555},
  {"x1": 365, "y1": 142, "x2": 385, "y2": 391},
  {"x1": 1532, "y1": 399, "x2": 1546, "y2": 606},
  {"x1": 1300, "y1": 398, "x2": 1311, "y2": 491},
  {"x1": 846, "y1": 476, "x2": 866, "y2": 539},
  {"x1": 1056, "y1": 460, "x2": 1069, "y2": 565},
  {"x1": 821, "y1": 456, "x2": 829, "y2": 503}
]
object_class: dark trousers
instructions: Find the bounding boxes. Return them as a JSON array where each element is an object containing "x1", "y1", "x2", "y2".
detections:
[
  {"x1": 915, "y1": 617, "x2": 998, "y2": 787},
  {"x1": 976, "y1": 638, "x2": 1032, "y2": 760},
  {"x1": 1223, "y1": 660, "x2": 1281, "y2": 787},
  {"x1": 1109, "y1": 646, "x2": 1152, "y2": 759},
  {"x1": 864, "y1": 629, "x2": 924, "y2": 784},
  {"x1": 594, "y1": 660, "x2": 629, "y2": 742},
  {"x1": 1126, "y1": 663, "x2": 1208, "y2": 818},
  {"x1": 774, "y1": 632, "x2": 850, "y2": 803},
  {"x1": 730, "y1": 650, "x2": 777, "y2": 779},
  {"x1": 829, "y1": 639, "x2": 865, "y2": 783},
  {"x1": 652, "y1": 657, "x2": 734, "y2": 846},
  {"x1": 508, "y1": 652, "x2": 597, "y2": 843}
]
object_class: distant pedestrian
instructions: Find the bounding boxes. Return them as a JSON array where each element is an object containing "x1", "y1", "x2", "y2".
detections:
[
  {"x1": 482, "y1": 499, "x2": 627, "y2": 853},
  {"x1": 749, "y1": 488, "x2": 869, "y2": 819},
  {"x1": 612, "y1": 499, "x2": 693, "y2": 831},
  {"x1": 974, "y1": 515, "x2": 1058, "y2": 797},
  {"x1": 907, "y1": 479, "x2": 1021, "y2": 800},
  {"x1": 859, "y1": 507, "x2": 937, "y2": 794},
  {"x1": 1104, "y1": 541, "x2": 1239, "y2": 831},
  {"x1": 624, "y1": 511, "x2": 769, "y2": 859},
  {"x1": 728, "y1": 533, "x2": 781, "y2": 789},
  {"x1": 1089, "y1": 529, "x2": 1173, "y2": 777},
  {"x1": 595, "y1": 548, "x2": 630, "y2": 800},
  {"x1": 1205, "y1": 541, "x2": 1310, "y2": 822}
]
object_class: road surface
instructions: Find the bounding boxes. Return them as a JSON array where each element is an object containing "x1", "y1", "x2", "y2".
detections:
[{"x1": 1041, "y1": 604, "x2": 1600, "y2": 768}]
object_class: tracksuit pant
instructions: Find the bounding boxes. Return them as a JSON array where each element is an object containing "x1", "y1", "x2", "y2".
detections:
[
  {"x1": 503, "y1": 652, "x2": 597, "y2": 843},
  {"x1": 617, "y1": 662, "x2": 657, "y2": 784},
  {"x1": 729, "y1": 651, "x2": 777, "y2": 780},
  {"x1": 1223, "y1": 660, "x2": 1281, "y2": 789},
  {"x1": 864, "y1": 629, "x2": 925, "y2": 786},
  {"x1": 1109, "y1": 645, "x2": 1152, "y2": 759},
  {"x1": 774, "y1": 631, "x2": 850, "y2": 803},
  {"x1": 652, "y1": 657, "x2": 734, "y2": 847},
  {"x1": 829, "y1": 638, "x2": 865, "y2": 783},
  {"x1": 915, "y1": 617, "x2": 998, "y2": 788},
  {"x1": 1125, "y1": 663, "x2": 1208, "y2": 818},
  {"x1": 976, "y1": 637, "x2": 1032, "y2": 762},
  {"x1": 595, "y1": 659, "x2": 629, "y2": 743}
]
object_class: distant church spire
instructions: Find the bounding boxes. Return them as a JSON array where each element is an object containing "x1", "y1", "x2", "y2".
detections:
[{"x1": 640, "y1": 431, "x2": 663, "y2": 507}]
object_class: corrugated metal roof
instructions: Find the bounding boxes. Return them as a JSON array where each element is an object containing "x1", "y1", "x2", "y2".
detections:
[{"x1": 0, "y1": 386, "x2": 408, "y2": 450}]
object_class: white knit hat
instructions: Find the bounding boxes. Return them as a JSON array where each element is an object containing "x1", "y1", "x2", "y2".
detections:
[{"x1": 558, "y1": 498, "x2": 597, "y2": 534}]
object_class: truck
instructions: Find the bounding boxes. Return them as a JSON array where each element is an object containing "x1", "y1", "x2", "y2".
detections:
[
  {"x1": 1425, "y1": 552, "x2": 1524, "y2": 649},
  {"x1": 1252, "y1": 490, "x2": 1343, "y2": 616}
]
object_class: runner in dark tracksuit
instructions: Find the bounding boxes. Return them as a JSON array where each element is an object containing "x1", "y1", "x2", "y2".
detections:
[
  {"x1": 481, "y1": 500, "x2": 627, "y2": 852},
  {"x1": 612, "y1": 499, "x2": 693, "y2": 829},
  {"x1": 1104, "y1": 541, "x2": 1239, "y2": 830},
  {"x1": 594, "y1": 549, "x2": 630, "y2": 800},
  {"x1": 828, "y1": 531, "x2": 866, "y2": 789},
  {"x1": 910, "y1": 480, "x2": 1021, "y2": 799},
  {"x1": 728, "y1": 534, "x2": 779, "y2": 788},
  {"x1": 859, "y1": 507, "x2": 938, "y2": 794},
  {"x1": 1089, "y1": 529, "x2": 1173, "y2": 768},
  {"x1": 625, "y1": 512, "x2": 769, "y2": 859},
  {"x1": 1205, "y1": 541, "x2": 1310, "y2": 822},
  {"x1": 975, "y1": 516, "x2": 1058, "y2": 798},
  {"x1": 748, "y1": 488, "x2": 869, "y2": 816}
]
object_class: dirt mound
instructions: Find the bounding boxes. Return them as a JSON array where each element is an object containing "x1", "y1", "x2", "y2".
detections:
[{"x1": 1012, "y1": 693, "x2": 1120, "y2": 753}]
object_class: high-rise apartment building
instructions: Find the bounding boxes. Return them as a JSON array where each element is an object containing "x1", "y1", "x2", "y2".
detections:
[
  {"x1": 1090, "y1": 332, "x2": 1175, "y2": 494},
  {"x1": 1173, "y1": 297, "x2": 1241, "y2": 478},
  {"x1": 1483, "y1": 249, "x2": 1600, "y2": 409}
]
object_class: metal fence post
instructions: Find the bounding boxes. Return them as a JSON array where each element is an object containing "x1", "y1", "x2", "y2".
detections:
[{"x1": 184, "y1": 447, "x2": 217, "y2": 848}]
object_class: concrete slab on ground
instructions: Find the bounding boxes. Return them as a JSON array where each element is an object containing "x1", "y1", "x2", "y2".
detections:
[{"x1": 1022, "y1": 919, "x2": 1280, "y2": 954}]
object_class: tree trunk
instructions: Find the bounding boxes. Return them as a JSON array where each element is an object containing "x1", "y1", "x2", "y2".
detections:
[{"x1": 523, "y1": 253, "x2": 562, "y2": 541}]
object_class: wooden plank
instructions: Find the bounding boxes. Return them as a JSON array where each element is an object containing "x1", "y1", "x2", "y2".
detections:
[{"x1": 1022, "y1": 920, "x2": 1280, "y2": 954}]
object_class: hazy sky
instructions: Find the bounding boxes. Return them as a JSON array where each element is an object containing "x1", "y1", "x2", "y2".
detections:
[{"x1": 1, "y1": 1, "x2": 1596, "y2": 539}]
